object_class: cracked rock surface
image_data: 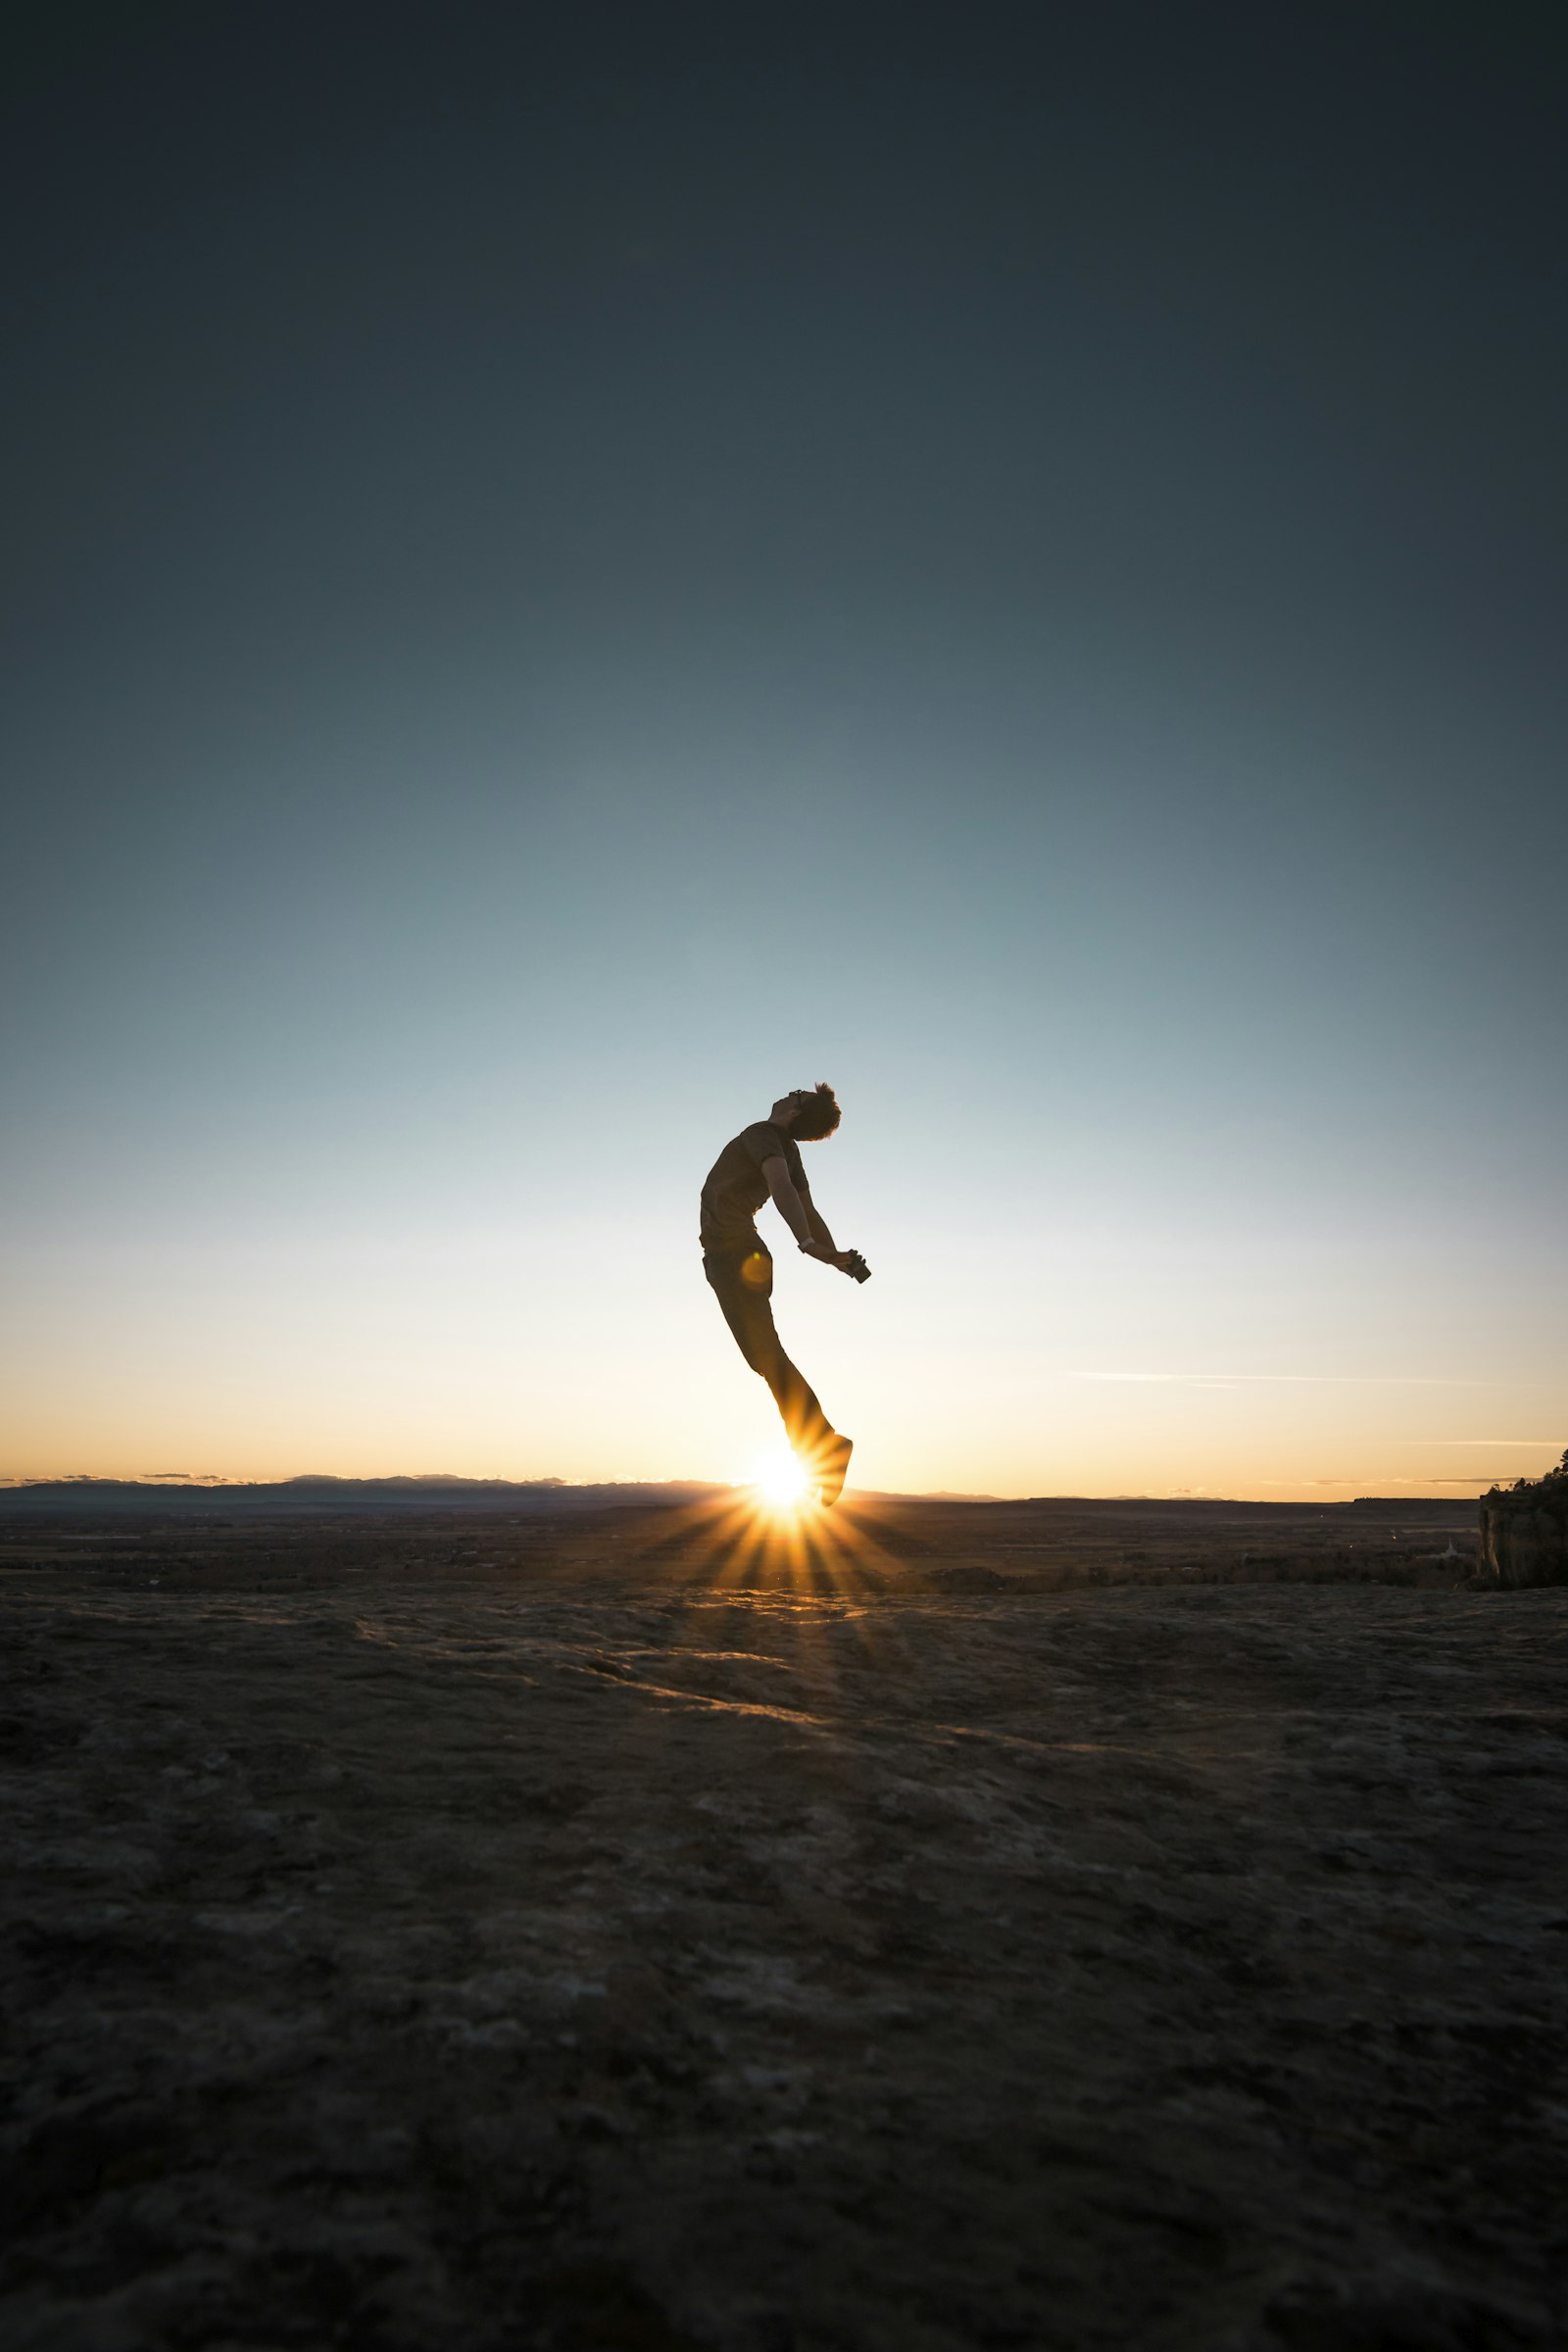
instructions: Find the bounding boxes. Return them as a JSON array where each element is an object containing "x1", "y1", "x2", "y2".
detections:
[{"x1": 2, "y1": 1524, "x2": 1564, "y2": 2350}]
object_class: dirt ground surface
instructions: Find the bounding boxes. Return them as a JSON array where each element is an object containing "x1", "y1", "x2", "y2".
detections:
[{"x1": 3, "y1": 1495, "x2": 1564, "y2": 2352}]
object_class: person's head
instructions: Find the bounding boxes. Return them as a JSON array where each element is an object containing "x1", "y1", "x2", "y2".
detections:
[{"x1": 770, "y1": 1083, "x2": 841, "y2": 1141}]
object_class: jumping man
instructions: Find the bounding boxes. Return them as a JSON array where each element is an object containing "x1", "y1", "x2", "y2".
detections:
[{"x1": 700, "y1": 1084, "x2": 868, "y2": 1506}]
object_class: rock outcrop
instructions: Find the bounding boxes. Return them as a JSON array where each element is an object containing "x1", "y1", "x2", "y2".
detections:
[{"x1": 1479, "y1": 1451, "x2": 1568, "y2": 1587}]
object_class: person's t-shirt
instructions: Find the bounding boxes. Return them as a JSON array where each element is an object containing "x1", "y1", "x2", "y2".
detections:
[{"x1": 700, "y1": 1121, "x2": 808, "y2": 1250}]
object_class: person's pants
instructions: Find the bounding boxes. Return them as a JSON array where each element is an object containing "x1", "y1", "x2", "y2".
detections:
[{"x1": 703, "y1": 1241, "x2": 834, "y2": 1453}]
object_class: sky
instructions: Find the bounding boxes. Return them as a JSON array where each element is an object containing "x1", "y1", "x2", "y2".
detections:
[{"x1": 3, "y1": 2, "x2": 1565, "y2": 1498}]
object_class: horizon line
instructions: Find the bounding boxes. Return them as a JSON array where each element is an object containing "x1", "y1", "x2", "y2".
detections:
[{"x1": 0, "y1": 1470, "x2": 1505, "y2": 1504}]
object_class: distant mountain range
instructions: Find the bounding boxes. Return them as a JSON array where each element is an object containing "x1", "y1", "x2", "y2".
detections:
[
  {"x1": 0, "y1": 1477, "x2": 1463, "y2": 1517},
  {"x1": 0, "y1": 1476, "x2": 731, "y2": 1516}
]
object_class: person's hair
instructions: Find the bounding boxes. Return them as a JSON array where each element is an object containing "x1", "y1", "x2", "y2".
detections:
[{"x1": 792, "y1": 1082, "x2": 841, "y2": 1142}]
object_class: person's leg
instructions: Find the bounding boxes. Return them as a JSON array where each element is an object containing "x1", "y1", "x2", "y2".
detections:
[
  {"x1": 761, "y1": 1342, "x2": 833, "y2": 1455},
  {"x1": 705, "y1": 1247, "x2": 834, "y2": 1453}
]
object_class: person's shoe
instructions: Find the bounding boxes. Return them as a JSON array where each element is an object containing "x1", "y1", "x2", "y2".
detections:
[{"x1": 813, "y1": 1434, "x2": 854, "y2": 1508}]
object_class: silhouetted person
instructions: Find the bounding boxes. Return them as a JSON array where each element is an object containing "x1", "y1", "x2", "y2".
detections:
[{"x1": 700, "y1": 1084, "x2": 868, "y2": 1505}]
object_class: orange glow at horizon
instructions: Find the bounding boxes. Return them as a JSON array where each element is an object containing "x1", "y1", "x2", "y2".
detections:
[{"x1": 1, "y1": 1217, "x2": 1561, "y2": 1502}]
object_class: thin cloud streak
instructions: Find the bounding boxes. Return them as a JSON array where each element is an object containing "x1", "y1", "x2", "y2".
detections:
[
  {"x1": 1074, "y1": 1373, "x2": 1505, "y2": 1388},
  {"x1": 1314, "y1": 1476, "x2": 1518, "y2": 1487}
]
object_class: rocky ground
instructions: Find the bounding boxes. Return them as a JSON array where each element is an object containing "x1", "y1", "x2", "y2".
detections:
[{"x1": 2, "y1": 1496, "x2": 1563, "y2": 2351}]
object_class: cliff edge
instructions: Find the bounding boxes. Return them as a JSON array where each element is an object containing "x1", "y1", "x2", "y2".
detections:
[{"x1": 1479, "y1": 1449, "x2": 1568, "y2": 1587}]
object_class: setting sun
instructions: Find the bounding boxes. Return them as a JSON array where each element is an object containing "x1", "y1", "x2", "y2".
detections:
[{"x1": 749, "y1": 1446, "x2": 812, "y2": 1513}]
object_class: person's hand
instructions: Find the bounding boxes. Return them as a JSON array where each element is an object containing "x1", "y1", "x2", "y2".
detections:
[{"x1": 799, "y1": 1241, "x2": 870, "y2": 1280}]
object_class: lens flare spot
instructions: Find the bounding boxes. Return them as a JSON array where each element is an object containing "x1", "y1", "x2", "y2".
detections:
[{"x1": 750, "y1": 1446, "x2": 812, "y2": 1514}]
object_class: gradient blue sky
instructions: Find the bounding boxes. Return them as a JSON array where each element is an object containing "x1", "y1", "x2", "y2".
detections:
[{"x1": 4, "y1": 4, "x2": 1564, "y2": 1494}]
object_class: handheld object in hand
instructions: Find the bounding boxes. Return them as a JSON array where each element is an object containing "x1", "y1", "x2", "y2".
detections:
[{"x1": 845, "y1": 1250, "x2": 871, "y2": 1283}]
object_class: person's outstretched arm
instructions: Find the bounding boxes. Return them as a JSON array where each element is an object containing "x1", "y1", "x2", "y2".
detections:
[
  {"x1": 798, "y1": 1179, "x2": 838, "y2": 1253},
  {"x1": 762, "y1": 1157, "x2": 858, "y2": 1273}
]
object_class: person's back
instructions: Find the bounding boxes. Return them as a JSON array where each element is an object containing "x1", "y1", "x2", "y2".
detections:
[
  {"x1": 700, "y1": 1119, "x2": 808, "y2": 1252},
  {"x1": 698, "y1": 1085, "x2": 867, "y2": 1507}
]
